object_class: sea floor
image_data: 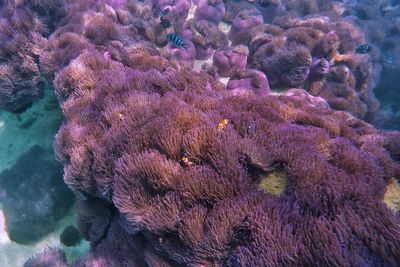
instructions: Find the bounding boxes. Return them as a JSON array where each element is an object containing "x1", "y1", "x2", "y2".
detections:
[
  {"x1": 0, "y1": 88, "x2": 89, "y2": 266},
  {"x1": 0, "y1": 205, "x2": 89, "y2": 266}
]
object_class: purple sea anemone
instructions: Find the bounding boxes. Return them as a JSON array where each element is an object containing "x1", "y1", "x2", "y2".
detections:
[
  {"x1": 53, "y1": 48, "x2": 400, "y2": 266},
  {"x1": 213, "y1": 45, "x2": 248, "y2": 77}
]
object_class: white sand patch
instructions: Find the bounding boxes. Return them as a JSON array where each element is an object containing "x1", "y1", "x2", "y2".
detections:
[
  {"x1": 269, "y1": 91, "x2": 285, "y2": 96},
  {"x1": 219, "y1": 77, "x2": 230, "y2": 86},
  {"x1": 0, "y1": 208, "x2": 8, "y2": 244},
  {"x1": 218, "y1": 21, "x2": 232, "y2": 46},
  {"x1": 188, "y1": 1, "x2": 196, "y2": 20}
]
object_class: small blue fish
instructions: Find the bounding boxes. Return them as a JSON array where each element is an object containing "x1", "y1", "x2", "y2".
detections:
[
  {"x1": 382, "y1": 51, "x2": 394, "y2": 65},
  {"x1": 258, "y1": 0, "x2": 272, "y2": 8},
  {"x1": 159, "y1": 7, "x2": 169, "y2": 17},
  {"x1": 355, "y1": 44, "x2": 372, "y2": 54},
  {"x1": 352, "y1": 5, "x2": 370, "y2": 20},
  {"x1": 167, "y1": 33, "x2": 187, "y2": 49}
]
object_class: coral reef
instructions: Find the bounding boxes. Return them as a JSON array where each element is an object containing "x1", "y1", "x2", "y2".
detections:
[
  {"x1": 0, "y1": 6, "x2": 47, "y2": 113},
  {"x1": 0, "y1": 146, "x2": 74, "y2": 244},
  {"x1": 213, "y1": 45, "x2": 248, "y2": 77},
  {"x1": 184, "y1": 19, "x2": 228, "y2": 60},
  {"x1": 4, "y1": 0, "x2": 400, "y2": 265},
  {"x1": 226, "y1": 68, "x2": 270, "y2": 97},
  {"x1": 52, "y1": 49, "x2": 400, "y2": 266},
  {"x1": 248, "y1": 16, "x2": 381, "y2": 122},
  {"x1": 60, "y1": 225, "x2": 82, "y2": 247},
  {"x1": 228, "y1": 9, "x2": 264, "y2": 45}
]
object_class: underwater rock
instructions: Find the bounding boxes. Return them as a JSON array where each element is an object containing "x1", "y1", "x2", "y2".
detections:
[
  {"x1": 0, "y1": 146, "x2": 74, "y2": 244},
  {"x1": 75, "y1": 197, "x2": 113, "y2": 244},
  {"x1": 60, "y1": 225, "x2": 82, "y2": 247}
]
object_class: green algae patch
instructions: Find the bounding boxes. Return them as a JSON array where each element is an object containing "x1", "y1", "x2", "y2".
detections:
[
  {"x1": 384, "y1": 178, "x2": 400, "y2": 213},
  {"x1": 259, "y1": 168, "x2": 287, "y2": 196}
]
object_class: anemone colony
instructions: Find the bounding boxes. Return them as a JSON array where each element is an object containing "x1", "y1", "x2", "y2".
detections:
[{"x1": 0, "y1": 0, "x2": 399, "y2": 266}]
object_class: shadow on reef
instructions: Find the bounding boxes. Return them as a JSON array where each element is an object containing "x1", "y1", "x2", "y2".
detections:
[{"x1": 0, "y1": 145, "x2": 74, "y2": 244}]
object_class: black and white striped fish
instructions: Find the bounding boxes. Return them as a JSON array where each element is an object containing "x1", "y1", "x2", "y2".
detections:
[
  {"x1": 167, "y1": 33, "x2": 187, "y2": 49},
  {"x1": 382, "y1": 51, "x2": 394, "y2": 65},
  {"x1": 355, "y1": 44, "x2": 372, "y2": 54},
  {"x1": 258, "y1": 0, "x2": 272, "y2": 8}
]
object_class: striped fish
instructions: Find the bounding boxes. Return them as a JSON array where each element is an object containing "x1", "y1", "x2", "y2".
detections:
[
  {"x1": 382, "y1": 51, "x2": 394, "y2": 65},
  {"x1": 167, "y1": 33, "x2": 187, "y2": 49},
  {"x1": 355, "y1": 44, "x2": 372, "y2": 54},
  {"x1": 258, "y1": 0, "x2": 272, "y2": 8}
]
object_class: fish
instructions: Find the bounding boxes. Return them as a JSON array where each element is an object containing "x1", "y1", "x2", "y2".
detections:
[
  {"x1": 355, "y1": 44, "x2": 372, "y2": 54},
  {"x1": 159, "y1": 7, "x2": 169, "y2": 17},
  {"x1": 258, "y1": 0, "x2": 272, "y2": 8},
  {"x1": 167, "y1": 33, "x2": 187, "y2": 49},
  {"x1": 382, "y1": 51, "x2": 394, "y2": 65},
  {"x1": 216, "y1": 119, "x2": 229, "y2": 131},
  {"x1": 352, "y1": 5, "x2": 369, "y2": 20},
  {"x1": 160, "y1": 16, "x2": 171, "y2": 28}
]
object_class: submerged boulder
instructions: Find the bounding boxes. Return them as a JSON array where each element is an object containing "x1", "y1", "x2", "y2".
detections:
[{"x1": 0, "y1": 145, "x2": 74, "y2": 244}]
